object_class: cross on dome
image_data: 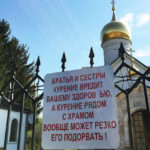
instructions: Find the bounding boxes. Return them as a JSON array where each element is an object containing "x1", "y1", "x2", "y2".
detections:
[
  {"x1": 111, "y1": 0, "x2": 116, "y2": 21},
  {"x1": 111, "y1": 0, "x2": 115, "y2": 5},
  {"x1": 111, "y1": 0, "x2": 116, "y2": 11}
]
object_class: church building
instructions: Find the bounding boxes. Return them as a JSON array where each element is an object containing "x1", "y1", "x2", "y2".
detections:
[
  {"x1": 100, "y1": 1, "x2": 150, "y2": 150},
  {"x1": 54, "y1": 2, "x2": 150, "y2": 150},
  {"x1": 59, "y1": 2, "x2": 150, "y2": 150}
]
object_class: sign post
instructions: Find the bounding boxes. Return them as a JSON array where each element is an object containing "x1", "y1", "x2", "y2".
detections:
[{"x1": 42, "y1": 66, "x2": 119, "y2": 149}]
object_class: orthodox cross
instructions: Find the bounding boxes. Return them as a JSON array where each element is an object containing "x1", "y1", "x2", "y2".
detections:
[
  {"x1": 127, "y1": 48, "x2": 135, "y2": 56},
  {"x1": 127, "y1": 48, "x2": 135, "y2": 69},
  {"x1": 111, "y1": 0, "x2": 115, "y2": 9},
  {"x1": 111, "y1": 0, "x2": 115, "y2": 5}
]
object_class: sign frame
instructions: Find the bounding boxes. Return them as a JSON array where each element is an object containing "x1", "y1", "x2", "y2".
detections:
[{"x1": 42, "y1": 65, "x2": 119, "y2": 149}]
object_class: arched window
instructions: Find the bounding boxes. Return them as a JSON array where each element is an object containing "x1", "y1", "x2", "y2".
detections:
[
  {"x1": 9, "y1": 118, "x2": 18, "y2": 142},
  {"x1": 132, "y1": 110, "x2": 150, "y2": 150}
]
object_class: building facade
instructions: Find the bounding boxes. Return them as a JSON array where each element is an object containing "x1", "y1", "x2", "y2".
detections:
[
  {"x1": 100, "y1": 3, "x2": 150, "y2": 150},
  {"x1": 0, "y1": 100, "x2": 28, "y2": 150},
  {"x1": 58, "y1": 3, "x2": 150, "y2": 150}
]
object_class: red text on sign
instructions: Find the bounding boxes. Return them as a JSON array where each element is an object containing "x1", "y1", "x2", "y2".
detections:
[{"x1": 62, "y1": 111, "x2": 94, "y2": 120}]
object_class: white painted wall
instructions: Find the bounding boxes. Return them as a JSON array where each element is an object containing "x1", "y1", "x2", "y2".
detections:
[
  {"x1": 0, "y1": 108, "x2": 27, "y2": 150},
  {"x1": 0, "y1": 109, "x2": 7, "y2": 148},
  {"x1": 101, "y1": 38, "x2": 132, "y2": 65}
]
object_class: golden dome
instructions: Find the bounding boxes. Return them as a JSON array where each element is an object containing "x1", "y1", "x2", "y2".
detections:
[{"x1": 101, "y1": 4, "x2": 131, "y2": 44}]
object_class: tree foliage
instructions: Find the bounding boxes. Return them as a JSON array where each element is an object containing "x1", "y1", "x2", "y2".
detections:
[
  {"x1": 26, "y1": 119, "x2": 43, "y2": 150},
  {"x1": 0, "y1": 19, "x2": 36, "y2": 111}
]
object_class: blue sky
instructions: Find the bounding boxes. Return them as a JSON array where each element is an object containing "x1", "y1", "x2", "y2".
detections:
[{"x1": 1, "y1": 0, "x2": 150, "y2": 78}]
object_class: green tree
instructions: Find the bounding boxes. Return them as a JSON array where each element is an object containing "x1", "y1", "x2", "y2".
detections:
[
  {"x1": 0, "y1": 19, "x2": 36, "y2": 111},
  {"x1": 0, "y1": 19, "x2": 43, "y2": 150},
  {"x1": 26, "y1": 118, "x2": 43, "y2": 150}
]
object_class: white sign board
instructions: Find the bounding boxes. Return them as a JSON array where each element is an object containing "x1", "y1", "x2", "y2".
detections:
[{"x1": 42, "y1": 66, "x2": 119, "y2": 149}]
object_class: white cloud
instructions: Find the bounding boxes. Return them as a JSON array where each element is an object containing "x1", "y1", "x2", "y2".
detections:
[
  {"x1": 120, "y1": 13, "x2": 150, "y2": 29},
  {"x1": 120, "y1": 13, "x2": 134, "y2": 25},
  {"x1": 120, "y1": 13, "x2": 134, "y2": 28},
  {"x1": 119, "y1": 13, "x2": 134, "y2": 36},
  {"x1": 134, "y1": 49, "x2": 150, "y2": 57},
  {"x1": 136, "y1": 13, "x2": 150, "y2": 26}
]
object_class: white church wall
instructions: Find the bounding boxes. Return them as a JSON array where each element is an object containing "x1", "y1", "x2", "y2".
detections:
[
  {"x1": 0, "y1": 109, "x2": 7, "y2": 148},
  {"x1": 0, "y1": 108, "x2": 27, "y2": 150},
  {"x1": 116, "y1": 85, "x2": 150, "y2": 150},
  {"x1": 102, "y1": 38, "x2": 131, "y2": 65}
]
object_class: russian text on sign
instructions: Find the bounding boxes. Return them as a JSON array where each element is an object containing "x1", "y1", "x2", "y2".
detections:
[{"x1": 42, "y1": 66, "x2": 119, "y2": 149}]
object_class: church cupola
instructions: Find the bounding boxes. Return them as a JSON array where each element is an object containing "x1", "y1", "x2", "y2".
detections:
[{"x1": 101, "y1": 1, "x2": 132, "y2": 65}]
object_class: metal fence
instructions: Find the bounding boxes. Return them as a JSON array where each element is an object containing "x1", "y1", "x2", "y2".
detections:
[
  {"x1": 1, "y1": 57, "x2": 44, "y2": 150},
  {"x1": 0, "y1": 43, "x2": 150, "y2": 150},
  {"x1": 114, "y1": 43, "x2": 150, "y2": 150}
]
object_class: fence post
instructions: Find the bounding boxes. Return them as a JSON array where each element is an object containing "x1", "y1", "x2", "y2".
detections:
[
  {"x1": 4, "y1": 104, "x2": 11, "y2": 150},
  {"x1": 126, "y1": 93, "x2": 134, "y2": 150},
  {"x1": 31, "y1": 102, "x2": 37, "y2": 150},
  {"x1": 143, "y1": 79, "x2": 150, "y2": 113},
  {"x1": 4, "y1": 79, "x2": 14, "y2": 150},
  {"x1": 17, "y1": 93, "x2": 26, "y2": 150},
  {"x1": 89, "y1": 47, "x2": 94, "y2": 68},
  {"x1": 61, "y1": 52, "x2": 66, "y2": 72}
]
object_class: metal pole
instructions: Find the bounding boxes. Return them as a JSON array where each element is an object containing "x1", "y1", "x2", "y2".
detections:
[
  {"x1": 143, "y1": 79, "x2": 150, "y2": 113},
  {"x1": 4, "y1": 104, "x2": 11, "y2": 150},
  {"x1": 24, "y1": 112, "x2": 28, "y2": 150},
  {"x1": 126, "y1": 93, "x2": 134, "y2": 150},
  {"x1": 4, "y1": 81, "x2": 14, "y2": 150},
  {"x1": 17, "y1": 93, "x2": 25, "y2": 150},
  {"x1": 31, "y1": 102, "x2": 37, "y2": 150}
]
